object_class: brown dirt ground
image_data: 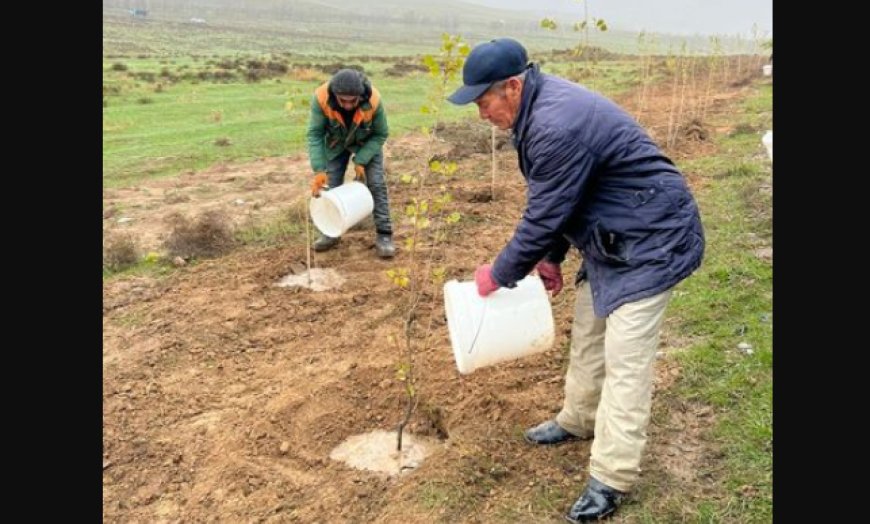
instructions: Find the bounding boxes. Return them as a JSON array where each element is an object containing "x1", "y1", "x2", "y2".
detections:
[{"x1": 103, "y1": 68, "x2": 766, "y2": 522}]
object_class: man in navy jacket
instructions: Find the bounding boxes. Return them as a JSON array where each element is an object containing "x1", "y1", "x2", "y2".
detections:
[{"x1": 448, "y1": 38, "x2": 704, "y2": 522}]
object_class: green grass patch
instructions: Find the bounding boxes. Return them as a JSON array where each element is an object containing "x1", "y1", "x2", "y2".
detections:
[
  {"x1": 102, "y1": 252, "x2": 179, "y2": 281},
  {"x1": 103, "y1": 55, "x2": 646, "y2": 187}
]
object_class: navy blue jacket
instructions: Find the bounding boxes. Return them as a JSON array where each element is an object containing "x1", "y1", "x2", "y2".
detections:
[{"x1": 490, "y1": 64, "x2": 705, "y2": 317}]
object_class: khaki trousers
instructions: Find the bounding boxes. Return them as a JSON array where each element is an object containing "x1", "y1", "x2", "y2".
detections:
[{"x1": 556, "y1": 281, "x2": 672, "y2": 492}]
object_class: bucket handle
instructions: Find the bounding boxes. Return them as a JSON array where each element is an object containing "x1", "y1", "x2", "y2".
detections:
[{"x1": 467, "y1": 299, "x2": 489, "y2": 355}]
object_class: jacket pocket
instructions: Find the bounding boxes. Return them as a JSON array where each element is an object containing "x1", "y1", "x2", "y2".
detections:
[{"x1": 588, "y1": 222, "x2": 631, "y2": 264}]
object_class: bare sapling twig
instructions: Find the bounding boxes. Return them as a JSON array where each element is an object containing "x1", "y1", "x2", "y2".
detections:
[
  {"x1": 305, "y1": 206, "x2": 312, "y2": 286},
  {"x1": 386, "y1": 34, "x2": 468, "y2": 451}
]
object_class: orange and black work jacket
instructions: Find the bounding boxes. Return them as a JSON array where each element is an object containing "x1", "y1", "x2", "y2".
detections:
[{"x1": 306, "y1": 81, "x2": 389, "y2": 172}]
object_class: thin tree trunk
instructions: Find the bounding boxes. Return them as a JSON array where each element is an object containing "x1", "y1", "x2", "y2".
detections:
[
  {"x1": 305, "y1": 207, "x2": 312, "y2": 286},
  {"x1": 666, "y1": 56, "x2": 680, "y2": 149}
]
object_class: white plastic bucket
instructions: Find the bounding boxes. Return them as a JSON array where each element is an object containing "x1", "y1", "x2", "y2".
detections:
[
  {"x1": 443, "y1": 275, "x2": 555, "y2": 375},
  {"x1": 762, "y1": 64, "x2": 772, "y2": 76},
  {"x1": 762, "y1": 130, "x2": 773, "y2": 160},
  {"x1": 310, "y1": 181, "x2": 374, "y2": 238}
]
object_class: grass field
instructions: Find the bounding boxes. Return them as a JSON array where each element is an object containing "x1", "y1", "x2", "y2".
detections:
[
  {"x1": 103, "y1": 3, "x2": 761, "y2": 187},
  {"x1": 103, "y1": 50, "x2": 647, "y2": 187}
]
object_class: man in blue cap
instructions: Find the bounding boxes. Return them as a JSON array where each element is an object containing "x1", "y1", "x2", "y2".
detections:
[{"x1": 448, "y1": 38, "x2": 705, "y2": 522}]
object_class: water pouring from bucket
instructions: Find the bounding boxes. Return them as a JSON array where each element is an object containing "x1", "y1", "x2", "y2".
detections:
[
  {"x1": 443, "y1": 274, "x2": 555, "y2": 374},
  {"x1": 309, "y1": 181, "x2": 374, "y2": 238}
]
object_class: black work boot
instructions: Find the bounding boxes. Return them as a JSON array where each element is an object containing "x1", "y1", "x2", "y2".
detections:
[
  {"x1": 524, "y1": 420, "x2": 580, "y2": 445},
  {"x1": 375, "y1": 233, "x2": 395, "y2": 258},
  {"x1": 565, "y1": 477, "x2": 626, "y2": 523},
  {"x1": 313, "y1": 234, "x2": 339, "y2": 252}
]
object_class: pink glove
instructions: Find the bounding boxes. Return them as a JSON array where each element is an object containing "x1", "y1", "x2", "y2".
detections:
[
  {"x1": 535, "y1": 260, "x2": 564, "y2": 296},
  {"x1": 474, "y1": 264, "x2": 501, "y2": 297}
]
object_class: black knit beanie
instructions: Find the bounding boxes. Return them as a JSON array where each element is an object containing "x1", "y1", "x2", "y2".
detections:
[{"x1": 330, "y1": 69, "x2": 365, "y2": 96}]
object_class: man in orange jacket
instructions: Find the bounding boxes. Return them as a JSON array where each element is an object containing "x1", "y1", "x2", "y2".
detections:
[{"x1": 307, "y1": 68, "x2": 395, "y2": 258}]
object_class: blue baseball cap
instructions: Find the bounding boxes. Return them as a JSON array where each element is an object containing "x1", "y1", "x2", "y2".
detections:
[{"x1": 447, "y1": 38, "x2": 529, "y2": 105}]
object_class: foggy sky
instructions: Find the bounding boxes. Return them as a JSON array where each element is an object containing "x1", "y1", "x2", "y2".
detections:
[{"x1": 463, "y1": 0, "x2": 772, "y2": 37}]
